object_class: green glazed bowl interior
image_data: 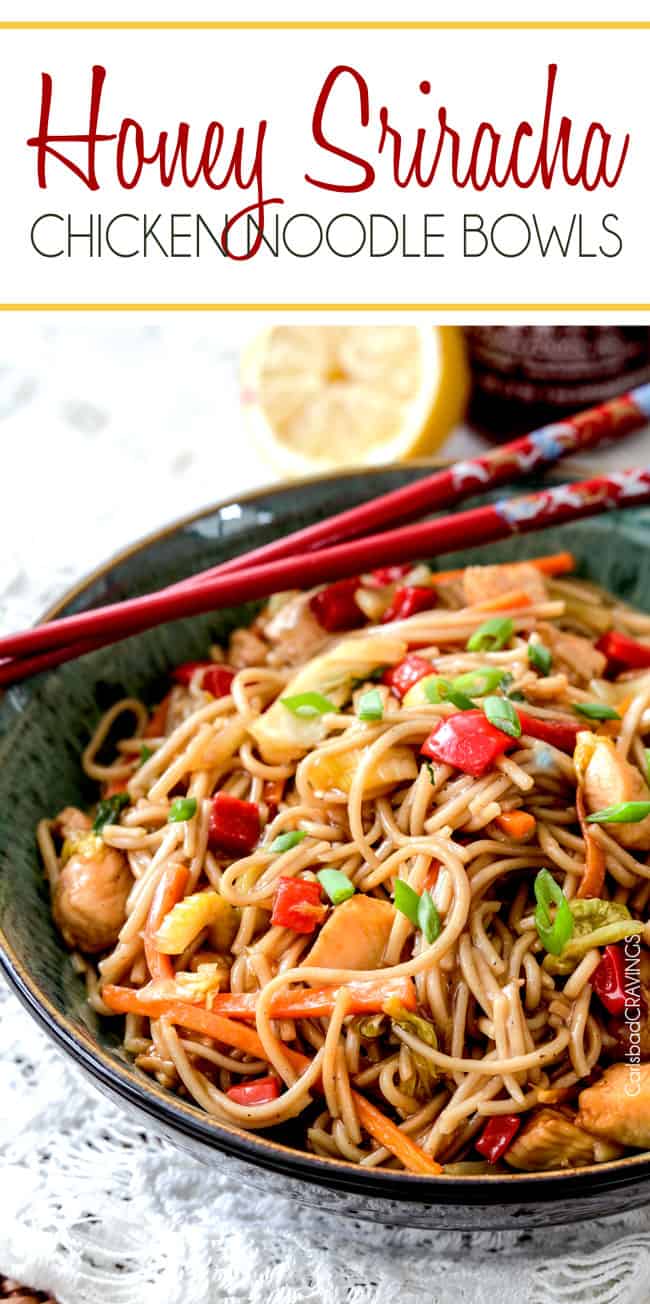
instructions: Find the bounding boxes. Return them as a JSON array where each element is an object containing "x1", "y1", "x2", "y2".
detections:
[{"x1": 3, "y1": 463, "x2": 650, "y2": 1223}]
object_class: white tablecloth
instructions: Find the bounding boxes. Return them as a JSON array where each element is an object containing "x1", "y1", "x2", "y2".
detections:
[{"x1": 2, "y1": 319, "x2": 650, "y2": 1304}]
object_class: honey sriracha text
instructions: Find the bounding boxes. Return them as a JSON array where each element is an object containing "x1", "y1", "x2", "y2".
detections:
[{"x1": 27, "y1": 62, "x2": 629, "y2": 263}]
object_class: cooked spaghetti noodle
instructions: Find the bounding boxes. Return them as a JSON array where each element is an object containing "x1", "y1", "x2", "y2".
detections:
[{"x1": 39, "y1": 556, "x2": 650, "y2": 1174}]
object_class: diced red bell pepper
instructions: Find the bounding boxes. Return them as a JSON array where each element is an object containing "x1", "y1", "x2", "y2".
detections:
[
  {"x1": 421, "y1": 710, "x2": 515, "y2": 778},
  {"x1": 592, "y1": 944, "x2": 629, "y2": 1016},
  {"x1": 475, "y1": 1114, "x2": 521, "y2": 1164},
  {"x1": 382, "y1": 654, "x2": 433, "y2": 701},
  {"x1": 516, "y1": 710, "x2": 582, "y2": 754},
  {"x1": 172, "y1": 660, "x2": 235, "y2": 697},
  {"x1": 271, "y1": 876, "x2": 326, "y2": 934},
  {"x1": 381, "y1": 585, "x2": 437, "y2": 624},
  {"x1": 597, "y1": 630, "x2": 650, "y2": 673},
  {"x1": 208, "y1": 792, "x2": 260, "y2": 856},
  {"x1": 309, "y1": 578, "x2": 364, "y2": 632},
  {"x1": 226, "y1": 1075, "x2": 281, "y2": 1105},
  {"x1": 365, "y1": 564, "x2": 413, "y2": 588}
]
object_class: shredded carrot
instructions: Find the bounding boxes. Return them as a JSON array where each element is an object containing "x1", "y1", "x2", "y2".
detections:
[
  {"x1": 144, "y1": 864, "x2": 189, "y2": 982},
  {"x1": 473, "y1": 589, "x2": 533, "y2": 613},
  {"x1": 103, "y1": 986, "x2": 268, "y2": 1058},
  {"x1": 143, "y1": 692, "x2": 171, "y2": 739},
  {"x1": 430, "y1": 551, "x2": 575, "y2": 587},
  {"x1": 102, "y1": 983, "x2": 442, "y2": 1175},
  {"x1": 350, "y1": 1092, "x2": 443, "y2": 1176},
  {"x1": 263, "y1": 778, "x2": 285, "y2": 816},
  {"x1": 596, "y1": 694, "x2": 631, "y2": 739},
  {"x1": 423, "y1": 861, "x2": 440, "y2": 893},
  {"x1": 495, "y1": 811, "x2": 537, "y2": 841},
  {"x1": 103, "y1": 977, "x2": 416, "y2": 1023},
  {"x1": 575, "y1": 790, "x2": 607, "y2": 899}
]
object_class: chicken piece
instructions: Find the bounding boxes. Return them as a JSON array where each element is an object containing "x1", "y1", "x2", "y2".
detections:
[
  {"x1": 228, "y1": 627, "x2": 269, "y2": 669},
  {"x1": 578, "y1": 1063, "x2": 650, "y2": 1149},
  {"x1": 537, "y1": 623, "x2": 606, "y2": 684},
  {"x1": 504, "y1": 1106, "x2": 622, "y2": 1170},
  {"x1": 53, "y1": 806, "x2": 93, "y2": 838},
  {"x1": 304, "y1": 895, "x2": 395, "y2": 971},
  {"x1": 462, "y1": 562, "x2": 547, "y2": 608},
  {"x1": 574, "y1": 732, "x2": 650, "y2": 849},
  {"x1": 53, "y1": 842, "x2": 132, "y2": 953},
  {"x1": 264, "y1": 592, "x2": 331, "y2": 668}
]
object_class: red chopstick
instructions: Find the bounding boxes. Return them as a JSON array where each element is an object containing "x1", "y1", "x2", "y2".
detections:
[
  {"x1": 165, "y1": 382, "x2": 650, "y2": 591},
  {"x1": 1, "y1": 467, "x2": 648, "y2": 687},
  {"x1": 7, "y1": 380, "x2": 645, "y2": 680}
]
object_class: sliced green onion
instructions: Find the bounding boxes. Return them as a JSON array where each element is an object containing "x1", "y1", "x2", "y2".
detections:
[
  {"x1": 573, "y1": 702, "x2": 620, "y2": 722},
  {"x1": 534, "y1": 868, "x2": 574, "y2": 956},
  {"x1": 467, "y1": 616, "x2": 514, "y2": 653},
  {"x1": 418, "y1": 890, "x2": 441, "y2": 945},
  {"x1": 452, "y1": 667, "x2": 506, "y2": 698},
  {"x1": 281, "y1": 691, "x2": 336, "y2": 718},
  {"x1": 269, "y1": 830, "x2": 308, "y2": 853},
  {"x1": 528, "y1": 640, "x2": 552, "y2": 675},
  {"x1": 424, "y1": 760, "x2": 436, "y2": 784},
  {"x1": 139, "y1": 744, "x2": 153, "y2": 765},
  {"x1": 425, "y1": 678, "x2": 474, "y2": 711},
  {"x1": 317, "y1": 868, "x2": 355, "y2": 905},
  {"x1": 394, "y1": 879, "x2": 420, "y2": 928},
  {"x1": 167, "y1": 797, "x2": 197, "y2": 823},
  {"x1": 93, "y1": 791, "x2": 130, "y2": 834},
  {"x1": 357, "y1": 688, "x2": 384, "y2": 722},
  {"x1": 482, "y1": 695, "x2": 522, "y2": 738},
  {"x1": 586, "y1": 801, "x2": 650, "y2": 824}
]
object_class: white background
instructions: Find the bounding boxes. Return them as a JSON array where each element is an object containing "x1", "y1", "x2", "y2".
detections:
[{"x1": 0, "y1": 10, "x2": 648, "y2": 306}]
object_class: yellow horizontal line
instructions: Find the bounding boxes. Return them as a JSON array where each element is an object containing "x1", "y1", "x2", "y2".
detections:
[
  {"x1": 1, "y1": 20, "x2": 649, "y2": 28},
  {"x1": 1, "y1": 304, "x2": 649, "y2": 312}
]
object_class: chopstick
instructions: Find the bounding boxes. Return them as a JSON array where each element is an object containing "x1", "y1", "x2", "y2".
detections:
[
  {"x1": 161, "y1": 381, "x2": 650, "y2": 592},
  {"x1": 1, "y1": 466, "x2": 648, "y2": 687},
  {"x1": 3, "y1": 381, "x2": 649, "y2": 689}
]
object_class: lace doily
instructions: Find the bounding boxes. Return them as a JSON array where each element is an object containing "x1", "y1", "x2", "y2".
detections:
[{"x1": 1, "y1": 320, "x2": 650, "y2": 1302}]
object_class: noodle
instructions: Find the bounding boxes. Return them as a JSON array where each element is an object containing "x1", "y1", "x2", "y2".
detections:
[{"x1": 39, "y1": 557, "x2": 650, "y2": 1174}]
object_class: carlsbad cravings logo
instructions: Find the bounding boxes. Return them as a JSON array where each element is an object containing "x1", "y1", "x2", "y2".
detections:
[{"x1": 27, "y1": 63, "x2": 629, "y2": 263}]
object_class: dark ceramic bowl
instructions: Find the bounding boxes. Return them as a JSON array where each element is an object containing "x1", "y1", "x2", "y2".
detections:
[{"x1": 3, "y1": 465, "x2": 650, "y2": 1230}]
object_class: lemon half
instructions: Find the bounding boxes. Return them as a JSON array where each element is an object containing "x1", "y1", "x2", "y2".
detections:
[{"x1": 241, "y1": 325, "x2": 469, "y2": 477}]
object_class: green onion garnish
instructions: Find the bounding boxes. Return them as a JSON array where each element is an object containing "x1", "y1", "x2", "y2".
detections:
[
  {"x1": 269, "y1": 830, "x2": 308, "y2": 853},
  {"x1": 425, "y1": 678, "x2": 474, "y2": 711},
  {"x1": 573, "y1": 702, "x2": 621, "y2": 721},
  {"x1": 534, "y1": 868, "x2": 574, "y2": 956},
  {"x1": 586, "y1": 801, "x2": 650, "y2": 824},
  {"x1": 452, "y1": 667, "x2": 506, "y2": 698},
  {"x1": 467, "y1": 616, "x2": 514, "y2": 653},
  {"x1": 317, "y1": 868, "x2": 355, "y2": 905},
  {"x1": 482, "y1": 695, "x2": 522, "y2": 738},
  {"x1": 93, "y1": 791, "x2": 130, "y2": 834},
  {"x1": 528, "y1": 640, "x2": 552, "y2": 675},
  {"x1": 140, "y1": 744, "x2": 153, "y2": 765},
  {"x1": 357, "y1": 688, "x2": 384, "y2": 722},
  {"x1": 167, "y1": 797, "x2": 197, "y2": 823},
  {"x1": 417, "y1": 891, "x2": 441, "y2": 945},
  {"x1": 394, "y1": 879, "x2": 420, "y2": 927},
  {"x1": 394, "y1": 880, "x2": 440, "y2": 943},
  {"x1": 281, "y1": 691, "x2": 336, "y2": 718}
]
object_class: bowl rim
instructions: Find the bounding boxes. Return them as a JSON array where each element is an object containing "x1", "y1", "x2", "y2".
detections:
[{"x1": 3, "y1": 463, "x2": 650, "y2": 1204}]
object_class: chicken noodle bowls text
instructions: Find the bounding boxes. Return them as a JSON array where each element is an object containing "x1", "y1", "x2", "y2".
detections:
[{"x1": 38, "y1": 554, "x2": 650, "y2": 1176}]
